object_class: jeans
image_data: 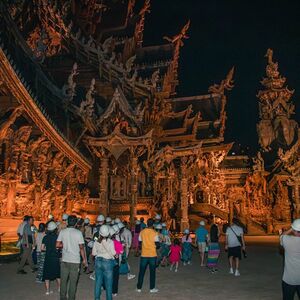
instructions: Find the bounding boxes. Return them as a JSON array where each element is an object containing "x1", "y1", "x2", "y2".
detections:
[
  {"x1": 282, "y1": 281, "x2": 300, "y2": 300},
  {"x1": 60, "y1": 262, "x2": 80, "y2": 300},
  {"x1": 94, "y1": 257, "x2": 115, "y2": 300},
  {"x1": 17, "y1": 245, "x2": 35, "y2": 271},
  {"x1": 137, "y1": 257, "x2": 157, "y2": 290}
]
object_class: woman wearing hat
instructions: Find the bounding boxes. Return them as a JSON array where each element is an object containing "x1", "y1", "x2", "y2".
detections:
[
  {"x1": 92, "y1": 224, "x2": 116, "y2": 300},
  {"x1": 41, "y1": 221, "x2": 60, "y2": 295}
]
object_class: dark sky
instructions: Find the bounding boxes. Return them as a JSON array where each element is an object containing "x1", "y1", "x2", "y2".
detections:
[{"x1": 143, "y1": 0, "x2": 300, "y2": 152}]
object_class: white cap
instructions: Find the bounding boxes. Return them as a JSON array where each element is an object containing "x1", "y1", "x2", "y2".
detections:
[
  {"x1": 155, "y1": 214, "x2": 161, "y2": 220},
  {"x1": 109, "y1": 227, "x2": 116, "y2": 237},
  {"x1": 97, "y1": 214, "x2": 105, "y2": 222},
  {"x1": 292, "y1": 219, "x2": 300, "y2": 231},
  {"x1": 84, "y1": 218, "x2": 90, "y2": 224},
  {"x1": 62, "y1": 213, "x2": 69, "y2": 221},
  {"x1": 115, "y1": 218, "x2": 121, "y2": 224},
  {"x1": 162, "y1": 223, "x2": 166, "y2": 227},
  {"x1": 200, "y1": 220, "x2": 205, "y2": 226},
  {"x1": 184, "y1": 229, "x2": 190, "y2": 234},
  {"x1": 48, "y1": 214, "x2": 54, "y2": 219},
  {"x1": 47, "y1": 221, "x2": 57, "y2": 231},
  {"x1": 111, "y1": 220, "x2": 115, "y2": 225},
  {"x1": 106, "y1": 217, "x2": 112, "y2": 223},
  {"x1": 99, "y1": 225, "x2": 110, "y2": 237},
  {"x1": 117, "y1": 222, "x2": 125, "y2": 229},
  {"x1": 112, "y1": 224, "x2": 120, "y2": 234},
  {"x1": 156, "y1": 224, "x2": 162, "y2": 230},
  {"x1": 136, "y1": 220, "x2": 141, "y2": 225}
]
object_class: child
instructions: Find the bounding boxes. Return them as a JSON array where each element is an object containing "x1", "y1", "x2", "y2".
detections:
[
  {"x1": 181, "y1": 229, "x2": 193, "y2": 266},
  {"x1": 169, "y1": 238, "x2": 182, "y2": 272}
]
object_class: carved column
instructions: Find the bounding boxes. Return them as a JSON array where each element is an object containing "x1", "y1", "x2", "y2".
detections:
[
  {"x1": 180, "y1": 158, "x2": 189, "y2": 231},
  {"x1": 130, "y1": 156, "x2": 139, "y2": 225},
  {"x1": 293, "y1": 183, "x2": 300, "y2": 218},
  {"x1": 99, "y1": 157, "x2": 109, "y2": 215}
]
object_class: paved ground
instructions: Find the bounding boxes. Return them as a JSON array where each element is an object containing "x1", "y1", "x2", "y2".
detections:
[{"x1": 0, "y1": 236, "x2": 284, "y2": 300}]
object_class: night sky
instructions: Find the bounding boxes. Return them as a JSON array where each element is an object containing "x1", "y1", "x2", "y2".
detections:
[{"x1": 143, "y1": 0, "x2": 300, "y2": 153}]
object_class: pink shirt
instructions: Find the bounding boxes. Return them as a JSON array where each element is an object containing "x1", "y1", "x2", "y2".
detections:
[
  {"x1": 169, "y1": 244, "x2": 181, "y2": 263},
  {"x1": 113, "y1": 240, "x2": 123, "y2": 255}
]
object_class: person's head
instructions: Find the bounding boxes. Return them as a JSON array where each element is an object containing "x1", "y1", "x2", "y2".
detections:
[
  {"x1": 155, "y1": 224, "x2": 162, "y2": 232},
  {"x1": 67, "y1": 215, "x2": 77, "y2": 227},
  {"x1": 38, "y1": 223, "x2": 46, "y2": 233},
  {"x1": 97, "y1": 214, "x2": 105, "y2": 225},
  {"x1": 147, "y1": 218, "x2": 154, "y2": 228},
  {"x1": 48, "y1": 214, "x2": 54, "y2": 221},
  {"x1": 23, "y1": 215, "x2": 29, "y2": 222},
  {"x1": 28, "y1": 216, "x2": 34, "y2": 225},
  {"x1": 47, "y1": 221, "x2": 57, "y2": 233},
  {"x1": 62, "y1": 213, "x2": 69, "y2": 223},
  {"x1": 84, "y1": 218, "x2": 90, "y2": 225},
  {"x1": 184, "y1": 228, "x2": 189, "y2": 235},
  {"x1": 199, "y1": 220, "x2": 205, "y2": 227},
  {"x1": 99, "y1": 225, "x2": 110, "y2": 238},
  {"x1": 117, "y1": 222, "x2": 125, "y2": 233},
  {"x1": 106, "y1": 216, "x2": 112, "y2": 225},
  {"x1": 173, "y1": 238, "x2": 180, "y2": 246},
  {"x1": 232, "y1": 217, "x2": 240, "y2": 226},
  {"x1": 155, "y1": 214, "x2": 161, "y2": 222},
  {"x1": 135, "y1": 220, "x2": 141, "y2": 226},
  {"x1": 292, "y1": 219, "x2": 300, "y2": 237},
  {"x1": 114, "y1": 218, "x2": 121, "y2": 224},
  {"x1": 140, "y1": 217, "x2": 144, "y2": 223}
]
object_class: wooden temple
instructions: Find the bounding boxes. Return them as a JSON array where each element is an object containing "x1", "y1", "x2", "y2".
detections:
[{"x1": 0, "y1": 1, "x2": 299, "y2": 235}]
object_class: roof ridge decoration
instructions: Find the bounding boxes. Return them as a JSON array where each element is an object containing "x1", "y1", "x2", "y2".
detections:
[
  {"x1": 162, "y1": 20, "x2": 190, "y2": 96},
  {"x1": 257, "y1": 49, "x2": 298, "y2": 151},
  {"x1": 134, "y1": 0, "x2": 151, "y2": 48},
  {"x1": 97, "y1": 86, "x2": 137, "y2": 126}
]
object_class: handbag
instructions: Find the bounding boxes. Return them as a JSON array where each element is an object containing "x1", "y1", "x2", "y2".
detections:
[{"x1": 229, "y1": 226, "x2": 243, "y2": 246}]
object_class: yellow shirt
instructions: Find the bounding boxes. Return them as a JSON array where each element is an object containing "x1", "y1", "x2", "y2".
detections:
[{"x1": 139, "y1": 228, "x2": 159, "y2": 257}]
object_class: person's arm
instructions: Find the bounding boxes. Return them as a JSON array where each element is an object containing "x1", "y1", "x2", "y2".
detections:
[
  {"x1": 154, "y1": 235, "x2": 160, "y2": 249},
  {"x1": 56, "y1": 231, "x2": 63, "y2": 249},
  {"x1": 41, "y1": 243, "x2": 46, "y2": 252},
  {"x1": 79, "y1": 244, "x2": 88, "y2": 267},
  {"x1": 282, "y1": 228, "x2": 293, "y2": 236},
  {"x1": 241, "y1": 234, "x2": 246, "y2": 250}
]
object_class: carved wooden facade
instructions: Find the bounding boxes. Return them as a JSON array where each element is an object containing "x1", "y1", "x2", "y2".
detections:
[{"x1": 0, "y1": 1, "x2": 299, "y2": 233}]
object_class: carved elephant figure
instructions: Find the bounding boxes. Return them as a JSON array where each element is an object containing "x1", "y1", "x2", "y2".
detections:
[{"x1": 273, "y1": 116, "x2": 298, "y2": 147}]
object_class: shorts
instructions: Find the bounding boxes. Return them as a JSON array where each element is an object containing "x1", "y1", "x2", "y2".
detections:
[
  {"x1": 228, "y1": 246, "x2": 241, "y2": 259},
  {"x1": 198, "y1": 242, "x2": 206, "y2": 253}
]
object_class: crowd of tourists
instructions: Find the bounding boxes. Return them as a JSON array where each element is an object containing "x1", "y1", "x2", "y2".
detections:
[{"x1": 15, "y1": 212, "x2": 300, "y2": 300}]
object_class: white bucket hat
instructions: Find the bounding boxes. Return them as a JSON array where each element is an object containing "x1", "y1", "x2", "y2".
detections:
[
  {"x1": 292, "y1": 219, "x2": 300, "y2": 231},
  {"x1": 47, "y1": 221, "x2": 57, "y2": 231}
]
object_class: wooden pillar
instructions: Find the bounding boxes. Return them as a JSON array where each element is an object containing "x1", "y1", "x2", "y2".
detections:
[
  {"x1": 99, "y1": 157, "x2": 109, "y2": 215},
  {"x1": 130, "y1": 157, "x2": 138, "y2": 225},
  {"x1": 293, "y1": 183, "x2": 300, "y2": 218},
  {"x1": 180, "y1": 158, "x2": 189, "y2": 232}
]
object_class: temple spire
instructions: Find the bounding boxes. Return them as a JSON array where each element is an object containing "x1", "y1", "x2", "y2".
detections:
[{"x1": 257, "y1": 49, "x2": 298, "y2": 151}]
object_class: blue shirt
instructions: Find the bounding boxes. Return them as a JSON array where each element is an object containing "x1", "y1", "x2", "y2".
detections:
[{"x1": 195, "y1": 227, "x2": 208, "y2": 243}]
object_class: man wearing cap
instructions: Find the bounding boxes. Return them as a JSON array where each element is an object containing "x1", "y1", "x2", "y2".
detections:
[
  {"x1": 195, "y1": 220, "x2": 209, "y2": 267},
  {"x1": 58, "y1": 214, "x2": 68, "y2": 232},
  {"x1": 56, "y1": 215, "x2": 87, "y2": 300},
  {"x1": 136, "y1": 218, "x2": 160, "y2": 293},
  {"x1": 280, "y1": 219, "x2": 300, "y2": 299}
]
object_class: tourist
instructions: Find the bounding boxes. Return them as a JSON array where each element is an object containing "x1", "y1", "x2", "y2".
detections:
[
  {"x1": 225, "y1": 217, "x2": 245, "y2": 276},
  {"x1": 119, "y1": 221, "x2": 135, "y2": 280},
  {"x1": 41, "y1": 221, "x2": 60, "y2": 295},
  {"x1": 195, "y1": 220, "x2": 209, "y2": 266},
  {"x1": 136, "y1": 218, "x2": 160, "y2": 293},
  {"x1": 182, "y1": 229, "x2": 193, "y2": 265},
  {"x1": 207, "y1": 220, "x2": 221, "y2": 273},
  {"x1": 92, "y1": 224, "x2": 116, "y2": 300},
  {"x1": 58, "y1": 213, "x2": 68, "y2": 232},
  {"x1": 154, "y1": 214, "x2": 161, "y2": 227},
  {"x1": 160, "y1": 225, "x2": 171, "y2": 267},
  {"x1": 94, "y1": 214, "x2": 105, "y2": 235},
  {"x1": 17, "y1": 215, "x2": 29, "y2": 248},
  {"x1": 17, "y1": 216, "x2": 37, "y2": 274},
  {"x1": 280, "y1": 219, "x2": 300, "y2": 300},
  {"x1": 83, "y1": 217, "x2": 93, "y2": 274},
  {"x1": 140, "y1": 217, "x2": 147, "y2": 230},
  {"x1": 169, "y1": 238, "x2": 182, "y2": 272},
  {"x1": 56, "y1": 215, "x2": 87, "y2": 300},
  {"x1": 35, "y1": 222, "x2": 46, "y2": 283},
  {"x1": 110, "y1": 226, "x2": 123, "y2": 297},
  {"x1": 133, "y1": 220, "x2": 142, "y2": 256}
]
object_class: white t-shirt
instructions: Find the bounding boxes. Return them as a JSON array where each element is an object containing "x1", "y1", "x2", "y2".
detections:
[
  {"x1": 17, "y1": 221, "x2": 26, "y2": 236},
  {"x1": 92, "y1": 238, "x2": 116, "y2": 259},
  {"x1": 280, "y1": 235, "x2": 300, "y2": 285},
  {"x1": 226, "y1": 225, "x2": 244, "y2": 248},
  {"x1": 57, "y1": 228, "x2": 84, "y2": 263},
  {"x1": 121, "y1": 228, "x2": 132, "y2": 248}
]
